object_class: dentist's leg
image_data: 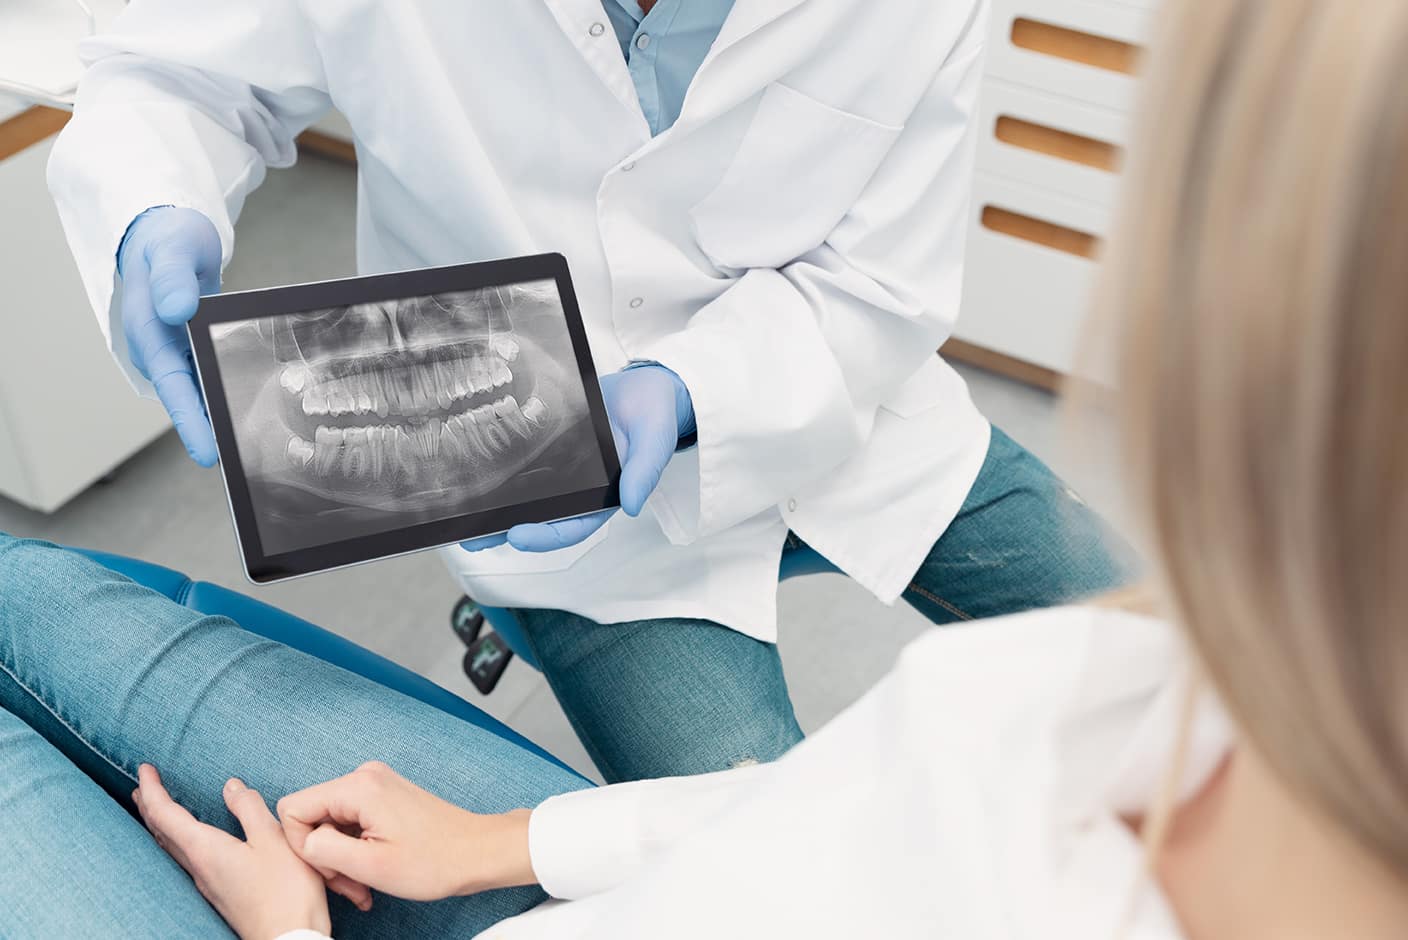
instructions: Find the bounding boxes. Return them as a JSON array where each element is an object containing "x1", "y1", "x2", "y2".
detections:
[
  {"x1": 899, "y1": 426, "x2": 1137, "y2": 624},
  {"x1": 0, "y1": 535, "x2": 589, "y2": 939},
  {"x1": 0, "y1": 706, "x2": 235, "y2": 938},
  {"x1": 511, "y1": 427, "x2": 1133, "y2": 785},
  {"x1": 511, "y1": 609, "x2": 804, "y2": 783}
]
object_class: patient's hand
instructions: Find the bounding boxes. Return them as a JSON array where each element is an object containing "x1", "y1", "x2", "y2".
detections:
[
  {"x1": 278, "y1": 760, "x2": 536, "y2": 901},
  {"x1": 134, "y1": 764, "x2": 332, "y2": 940}
]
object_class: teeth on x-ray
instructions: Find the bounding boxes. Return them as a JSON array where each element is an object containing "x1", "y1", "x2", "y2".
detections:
[
  {"x1": 286, "y1": 394, "x2": 551, "y2": 480},
  {"x1": 245, "y1": 284, "x2": 581, "y2": 507},
  {"x1": 288, "y1": 347, "x2": 519, "y2": 419}
]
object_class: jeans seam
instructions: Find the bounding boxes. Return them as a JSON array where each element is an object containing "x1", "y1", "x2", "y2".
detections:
[
  {"x1": 0, "y1": 656, "x2": 139, "y2": 787},
  {"x1": 904, "y1": 582, "x2": 974, "y2": 622}
]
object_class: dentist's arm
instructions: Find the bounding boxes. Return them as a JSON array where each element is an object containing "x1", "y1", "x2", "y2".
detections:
[
  {"x1": 640, "y1": 8, "x2": 987, "y2": 540},
  {"x1": 471, "y1": 6, "x2": 986, "y2": 556},
  {"x1": 47, "y1": 0, "x2": 332, "y2": 459}
]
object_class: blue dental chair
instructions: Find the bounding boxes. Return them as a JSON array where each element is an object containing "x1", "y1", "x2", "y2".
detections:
[
  {"x1": 73, "y1": 547, "x2": 582, "y2": 776},
  {"x1": 450, "y1": 539, "x2": 838, "y2": 692}
]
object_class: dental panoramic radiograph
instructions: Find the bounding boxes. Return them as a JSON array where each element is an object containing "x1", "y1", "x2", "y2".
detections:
[{"x1": 211, "y1": 280, "x2": 603, "y2": 555}]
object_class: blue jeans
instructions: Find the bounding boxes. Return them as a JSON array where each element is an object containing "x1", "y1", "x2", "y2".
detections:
[
  {"x1": 0, "y1": 536, "x2": 589, "y2": 938},
  {"x1": 512, "y1": 425, "x2": 1137, "y2": 782}
]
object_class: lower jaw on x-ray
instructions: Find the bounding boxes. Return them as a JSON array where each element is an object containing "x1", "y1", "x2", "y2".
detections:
[{"x1": 212, "y1": 280, "x2": 604, "y2": 556}]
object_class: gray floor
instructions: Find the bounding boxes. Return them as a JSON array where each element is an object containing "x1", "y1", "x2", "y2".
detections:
[{"x1": 0, "y1": 155, "x2": 1130, "y2": 781}]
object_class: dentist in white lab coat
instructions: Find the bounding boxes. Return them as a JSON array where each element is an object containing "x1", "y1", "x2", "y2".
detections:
[{"x1": 49, "y1": 0, "x2": 1133, "y2": 783}]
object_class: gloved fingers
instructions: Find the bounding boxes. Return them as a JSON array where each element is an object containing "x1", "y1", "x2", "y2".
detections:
[
  {"x1": 618, "y1": 411, "x2": 678, "y2": 517},
  {"x1": 195, "y1": 252, "x2": 222, "y2": 299},
  {"x1": 130, "y1": 251, "x2": 218, "y2": 468},
  {"x1": 120, "y1": 253, "x2": 157, "y2": 378},
  {"x1": 152, "y1": 365, "x2": 219, "y2": 467},
  {"x1": 459, "y1": 532, "x2": 510, "y2": 552},
  {"x1": 115, "y1": 208, "x2": 221, "y2": 466},
  {"x1": 505, "y1": 510, "x2": 614, "y2": 553},
  {"x1": 147, "y1": 239, "x2": 207, "y2": 327}
]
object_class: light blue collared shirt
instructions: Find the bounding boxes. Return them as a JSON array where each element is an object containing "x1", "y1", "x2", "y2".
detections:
[{"x1": 601, "y1": 0, "x2": 736, "y2": 136}]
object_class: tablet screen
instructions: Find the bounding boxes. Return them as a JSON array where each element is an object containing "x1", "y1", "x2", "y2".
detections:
[{"x1": 207, "y1": 278, "x2": 609, "y2": 557}]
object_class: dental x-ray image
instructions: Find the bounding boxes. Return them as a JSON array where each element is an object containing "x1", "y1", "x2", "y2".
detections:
[{"x1": 209, "y1": 279, "x2": 608, "y2": 557}]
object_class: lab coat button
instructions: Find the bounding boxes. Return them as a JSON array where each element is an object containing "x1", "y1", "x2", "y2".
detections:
[
  {"x1": 629, "y1": 297, "x2": 645, "y2": 309},
  {"x1": 787, "y1": 498, "x2": 798, "y2": 513},
  {"x1": 636, "y1": 33, "x2": 652, "y2": 50},
  {"x1": 621, "y1": 161, "x2": 637, "y2": 172},
  {"x1": 589, "y1": 22, "x2": 606, "y2": 37}
]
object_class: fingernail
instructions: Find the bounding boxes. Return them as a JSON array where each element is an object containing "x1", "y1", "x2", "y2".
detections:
[{"x1": 225, "y1": 778, "x2": 245, "y2": 793}]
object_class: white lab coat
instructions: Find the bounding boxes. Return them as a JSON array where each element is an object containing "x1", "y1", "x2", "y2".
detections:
[
  {"x1": 49, "y1": 0, "x2": 992, "y2": 640},
  {"x1": 275, "y1": 607, "x2": 1225, "y2": 939}
]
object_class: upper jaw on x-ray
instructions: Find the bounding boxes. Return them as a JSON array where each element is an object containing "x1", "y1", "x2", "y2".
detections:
[{"x1": 224, "y1": 284, "x2": 586, "y2": 515}]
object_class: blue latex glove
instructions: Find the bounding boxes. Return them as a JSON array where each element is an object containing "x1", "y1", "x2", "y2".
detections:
[
  {"x1": 461, "y1": 364, "x2": 695, "y2": 553},
  {"x1": 117, "y1": 206, "x2": 224, "y2": 466}
]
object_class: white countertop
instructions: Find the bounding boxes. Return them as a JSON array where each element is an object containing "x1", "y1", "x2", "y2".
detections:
[{"x1": 0, "y1": 93, "x2": 31, "y2": 124}]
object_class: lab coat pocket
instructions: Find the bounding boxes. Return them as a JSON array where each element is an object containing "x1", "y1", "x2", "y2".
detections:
[{"x1": 689, "y1": 83, "x2": 903, "y2": 272}]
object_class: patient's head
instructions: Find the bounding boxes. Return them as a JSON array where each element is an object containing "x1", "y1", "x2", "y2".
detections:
[{"x1": 1097, "y1": 0, "x2": 1408, "y2": 878}]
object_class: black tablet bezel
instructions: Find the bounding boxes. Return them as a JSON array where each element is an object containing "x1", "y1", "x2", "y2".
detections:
[{"x1": 187, "y1": 253, "x2": 621, "y2": 584}]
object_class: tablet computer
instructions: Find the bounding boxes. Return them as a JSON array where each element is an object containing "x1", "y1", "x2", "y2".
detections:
[{"x1": 187, "y1": 253, "x2": 620, "y2": 584}]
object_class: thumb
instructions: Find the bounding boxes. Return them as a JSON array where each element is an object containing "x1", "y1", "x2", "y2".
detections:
[
  {"x1": 224, "y1": 779, "x2": 283, "y2": 846},
  {"x1": 147, "y1": 240, "x2": 205, "y2": 326},
  {"x1": 299, "y1": 822, "x2": 386, "y2": 888},
  {"x1": 619, "y1": 414, "x2": 677, "y2": 516}
]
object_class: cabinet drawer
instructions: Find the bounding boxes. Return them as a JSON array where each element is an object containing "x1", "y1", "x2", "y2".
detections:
[
  {"x1": 954, "y1": 173, "x2": 1110, "y2": 376},
  {"x1": 974, "y1": 77, "x2": 1130, "y2": 208},
  {"x1": 984, "y1": 0, "x2": 1156, "y2": 112}
]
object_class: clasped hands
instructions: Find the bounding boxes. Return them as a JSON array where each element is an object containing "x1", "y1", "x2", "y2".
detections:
[{"x1": 133, "y1": 760, "x2": 535, "y2": 940}]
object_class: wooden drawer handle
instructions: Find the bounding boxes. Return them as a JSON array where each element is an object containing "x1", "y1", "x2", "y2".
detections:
[
  {"x1": 0, "y1": 107, "x2": 70, "y2": 161},
  {"x1": 1010, "y1": 17, "x2": 1142, "y2": 75},
  {"x1": 981, "y1": 205, "x2": 1100, "y2": 259},
  {"x1": 994, "y1": 115, "x2": 1122, "y2": 172}
]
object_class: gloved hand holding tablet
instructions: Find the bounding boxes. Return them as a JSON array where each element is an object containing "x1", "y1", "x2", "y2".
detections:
[{"x1": 187, "y1": 254, "x2": 621, "y2": 583}]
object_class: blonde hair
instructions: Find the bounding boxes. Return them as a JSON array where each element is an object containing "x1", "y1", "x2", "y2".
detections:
[{"x1": 1095, "y1": 0, "x2": 1408, "y2": 879}]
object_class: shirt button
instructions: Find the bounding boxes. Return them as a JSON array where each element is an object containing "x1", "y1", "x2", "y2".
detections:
[
  {"x1": 589, "y1": 22, "x2": 606, "y2": 37},
  {"x1": 621, "y1": 161, "x2": 637, "y2": 172},
  {"x1": 629, "y1": 297, "x2": 645, "y2": 309},
  {"x1": 787, "y1": 498, "x2": 798, "y2": 513},
  {"x1": 636, "y1": 33, "x2": 652, "y2": 50}
]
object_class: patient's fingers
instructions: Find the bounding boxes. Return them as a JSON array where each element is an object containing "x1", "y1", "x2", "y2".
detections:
[
  {"x1": 277, "y1": 772, "x2": 377, "y2": 855},
  {"x1": 299, "y1": 821, "x2": 387, "y2": 889},
  {"x1": 223, "y1": 778, "x2": 282, "y2": 847},
  {"x1": 135, "y1": 764, "x2": 215, "y2": 870},
  {"x1": 325, "y1": 871, "x2": 374, "y2": 912}
]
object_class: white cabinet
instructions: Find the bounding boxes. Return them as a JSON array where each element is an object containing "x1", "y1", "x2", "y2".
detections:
[
  {"x1": 952, "y1": 0, "x2": 1161, "y2": 380},
  {"x1": 0, "y1": 107, "x2": 170, "y2": 512}
]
